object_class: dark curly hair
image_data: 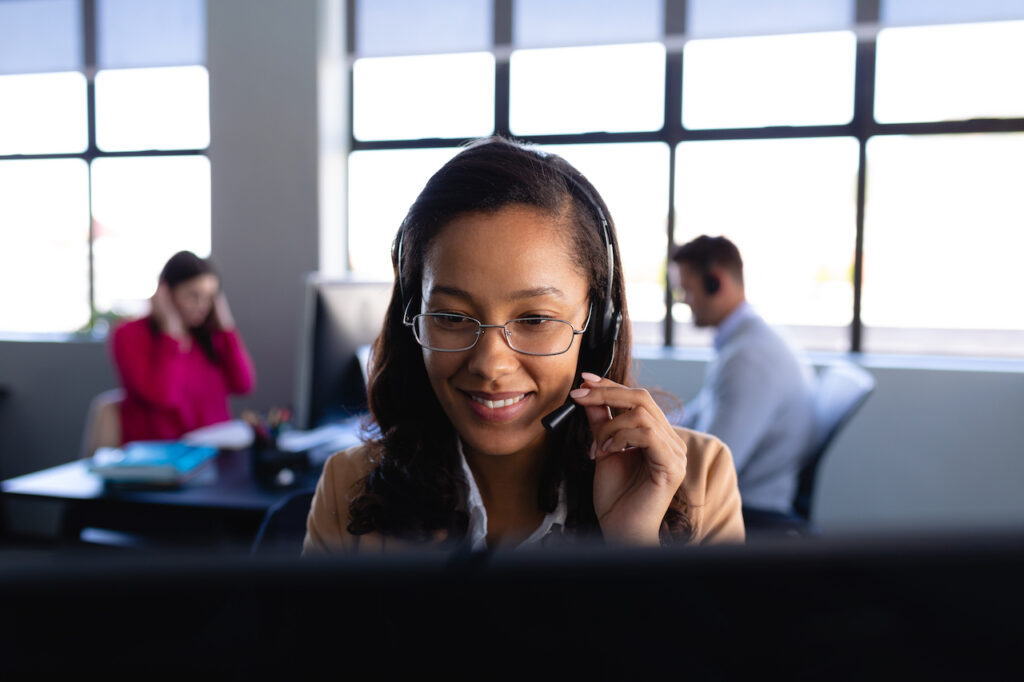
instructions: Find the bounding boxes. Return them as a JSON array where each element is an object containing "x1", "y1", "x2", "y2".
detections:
[{"x1": 347, "y1": 137, "x2": 691, "y2": 544}]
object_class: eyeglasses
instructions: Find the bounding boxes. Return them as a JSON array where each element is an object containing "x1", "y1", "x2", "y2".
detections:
[{"x1": 406, "y1": 305, "x2": 591, "y2": 356}]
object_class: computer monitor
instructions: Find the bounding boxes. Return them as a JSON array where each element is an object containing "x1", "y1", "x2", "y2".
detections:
[
  {"x1": 3, "y1": 531, "x2": 1022, "y2": 676},
  {"x1": 292, "y1": 275, "x2": 393, "y2": 430}
]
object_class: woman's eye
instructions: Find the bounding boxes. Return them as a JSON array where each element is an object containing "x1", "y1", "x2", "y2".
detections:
[
  {"x1": 512, "y1": 317, "x2": 562, "y2": 334},
  {"x1": 432, "y1": 314, "x2": 474, "y2": 330}
]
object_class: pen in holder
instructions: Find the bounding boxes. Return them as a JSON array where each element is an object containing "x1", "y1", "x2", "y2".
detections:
[{"x1": 243, "y1": 408, "x2": 306, "y2": 487}]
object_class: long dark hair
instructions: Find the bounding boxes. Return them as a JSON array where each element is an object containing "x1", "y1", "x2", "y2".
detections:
[
  {"x1": 347, "y1": 137, "x2": 689, "y2": 543},
  {"x1": 149, "y1": 250, "x2": 219, "y2": 363}
]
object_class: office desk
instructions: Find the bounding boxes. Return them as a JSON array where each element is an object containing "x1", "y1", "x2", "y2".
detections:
[{"x1": 1, "y1": 449, "x2": 321, "y2": 551}]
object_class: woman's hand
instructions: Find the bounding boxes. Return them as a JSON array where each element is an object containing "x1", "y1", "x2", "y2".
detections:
[
  {"x1": 151, "y1": 282, "x2": 187, "y2": 341},
  {"x1": 212, "y1": 291, "x2": 236, "y2": 331},
  {"x1": 570, "y1": 372, "x2": 688, "y2": 546}
]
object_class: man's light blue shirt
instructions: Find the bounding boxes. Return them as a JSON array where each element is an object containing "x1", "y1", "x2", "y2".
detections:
[
  {"x1": 681, "y1": 303, "x2": 817, "y2": 513},
  {"x1": 714, "y1": 300, "x2": 756, "y2": 352}
]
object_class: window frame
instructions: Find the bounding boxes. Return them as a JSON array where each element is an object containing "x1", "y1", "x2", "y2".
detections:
[
  {"x1": 0, "y1": 0, "x2": 208, "y2": 335},
  {"x1": 345, "y1": 0, "x2": 1024, "y2": 355}
]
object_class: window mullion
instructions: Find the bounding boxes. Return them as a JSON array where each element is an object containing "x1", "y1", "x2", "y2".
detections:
[
  {"x1": 494, "y1": 0, "x2": 511, "y2": 137},
  {"x1": 851, "y1": 37, "x2": 877, "y2": 353},
  {"x1": 664, "y1": 50, "x2": 683, "y2": 346},
  {"x1": 84, "y1": 0, "x2": 98, "y2": 331}
]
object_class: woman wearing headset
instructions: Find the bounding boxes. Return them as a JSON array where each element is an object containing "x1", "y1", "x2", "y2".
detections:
[{"x1": 304, "y1": 138, "x2": 743, "y2": 552}]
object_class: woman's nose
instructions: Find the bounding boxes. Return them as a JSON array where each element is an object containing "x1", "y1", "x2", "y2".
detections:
[{"x1": 466, "y1": 325, "x2": 518, "y2": 378}]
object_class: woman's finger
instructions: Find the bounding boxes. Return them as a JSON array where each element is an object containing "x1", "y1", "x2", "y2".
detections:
[
  {"x1": 569, "y1": 385, "x2": 612, "y2": 436},
  {"x1": 590, "y1": 404, "x2": 663, "y2": 450},
  {"x1": 592, "y1": 426, "x2": 686, "y2": 489},
  {"x1": 571, "y1": 383, "x2": 659, "y2": 415},
  {"x1": 592, "y1": 423, "x2": 659, "y2": 458}
]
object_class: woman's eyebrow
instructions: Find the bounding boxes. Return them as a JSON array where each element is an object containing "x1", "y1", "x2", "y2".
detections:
[
  {"x1": 508, "y1": 286, "x2": 566, "y2": 300},
  {"x1": 428, "y1": 285, "x2": 566, "y2": 301},
  {"x1": 427, "y1": 285, "x2": 474, "y2": 301}
]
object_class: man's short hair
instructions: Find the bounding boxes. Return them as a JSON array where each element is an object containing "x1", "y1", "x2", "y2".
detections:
[{"x1": 671, "y1": 235, "x2": 744, "y2": 287}]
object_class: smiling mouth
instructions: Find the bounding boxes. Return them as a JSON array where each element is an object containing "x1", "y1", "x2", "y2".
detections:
[{"x1": 469, "y1": 393, "x2": 527, "y2": 409}]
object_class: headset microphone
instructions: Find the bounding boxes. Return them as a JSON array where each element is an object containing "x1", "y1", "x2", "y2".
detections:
[{"x1": 542, "y1": 313, "x2": 621, "y2": 432}]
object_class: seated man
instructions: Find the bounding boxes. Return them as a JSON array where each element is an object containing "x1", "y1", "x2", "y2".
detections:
[{"x1": 672, "y1": 235, "x2": 817, "y2": 521}]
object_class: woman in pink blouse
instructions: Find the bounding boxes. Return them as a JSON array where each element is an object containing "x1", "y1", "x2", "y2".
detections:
[{"x1": 111, "y1": 251, "x2": 256, "y2": 444}]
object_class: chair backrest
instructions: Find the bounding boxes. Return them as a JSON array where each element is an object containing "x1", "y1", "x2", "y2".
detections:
[
  {"x1": 250, "y1": 489, "x2": 316, "y2": 557},
  {"x1": 793, "y1": 361, "x2": 875, "y2": 519},
  {"x1": 80, "y1": 388, "x2": 125, "y2": 459}
]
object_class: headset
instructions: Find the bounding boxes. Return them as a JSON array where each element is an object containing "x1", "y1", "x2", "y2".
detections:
[
  {"x1": 703, "y1": 272, "x2": 720, "y2": 295},
  {"x1": 539, "y1": 165, "x2": 622, "y2": 432},
  {"x1": 395, "y1": 153, "x2": 622, "y2": 433}
]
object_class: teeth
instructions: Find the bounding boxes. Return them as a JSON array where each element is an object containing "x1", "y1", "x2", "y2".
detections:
[{"x1": 471, "y1": 394, "x2": 526, "y2": 409}]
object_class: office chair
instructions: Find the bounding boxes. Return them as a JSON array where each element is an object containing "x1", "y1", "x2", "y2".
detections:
[
  {"x1": 793, "y1": 360, "x2": 876, "y2": 520},
  {"x1": 743, "y1": 360, "x2": 875, "y2": 541},
  {"x1": 250, "y1": 488, "x2": 316, "y2": 557},
  {"x1": 79, "y1": 388, "x2": 124, "y2": 459}
]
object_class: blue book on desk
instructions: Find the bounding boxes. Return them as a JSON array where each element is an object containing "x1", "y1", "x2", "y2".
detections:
[{"x1": 89, "y1": 441, "x2": 219, "y2": 484}]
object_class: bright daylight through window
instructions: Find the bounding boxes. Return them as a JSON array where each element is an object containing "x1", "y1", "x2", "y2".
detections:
[
  {"x1": 344, "y1": 0, "x2": 1024, "y2": 357},
  {"x1": 0, "y1": 0, "x2": 209, "y2": 335}
]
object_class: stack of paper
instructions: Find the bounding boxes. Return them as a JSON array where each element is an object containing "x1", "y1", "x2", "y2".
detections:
[{"x1": 181, "y1": 419, "x2": 254, "y2": 450}]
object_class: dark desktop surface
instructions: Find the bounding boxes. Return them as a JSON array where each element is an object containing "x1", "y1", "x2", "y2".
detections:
[
  {"x1": 1, "y1": 448, "x2": 322, "y2": 549},
  {"x1": 1, "y1": 531, "x2": 1022, "y2": 677}
]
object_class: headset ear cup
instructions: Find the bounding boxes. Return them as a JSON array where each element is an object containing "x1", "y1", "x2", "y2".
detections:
[
  {"x1": 704, "y1": 274, "x2": 720, "y2": 295},
  {"x1": 587, "y1": 310, "x2": 604, "y2": 351},
  {"x1": 586, "y1": 298, "x2": 615, "y2": 351}
]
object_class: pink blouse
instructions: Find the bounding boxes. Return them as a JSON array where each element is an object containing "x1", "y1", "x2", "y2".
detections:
[{"x1": 110, "y1": 317, "x2": 256, "y2": 444}]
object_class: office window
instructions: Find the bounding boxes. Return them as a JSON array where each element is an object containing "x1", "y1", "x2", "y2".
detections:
[
  {"x1": 0, "y1": 0, "x2": 209, "y2": 334},
  {"x1": 682, "y1": 32, "x2": 856, "y2": 129},
  {"x1": 541, "y1": 143, "x2": 670, "y2": 339},
  {"x1": 347, "y1": 148, "x2": 461, "y2": 277},
  {"x1": 674, "y1": 138, "x2": 858, "y2": 351},
  {"x1": 352, "y1": 54, "x2": 494, "y2": 141},
  {"x1": 862, "y1": 133, "x2": 1024, "y2": 354},
  {"x1": 355, "y1": 0, "x2": 491, "y2": 56},
  {"x1": 687, "y1": 0, "x2": 854, "y2": 37},
  {"x1": 880, "y1": 0, "x2": 1024, "y2": 26},
  {"x1": 91, "y1": 156, "x2": 212, "y2": 318},
  {"x1": 97, "y1": 0, "x2": 205, "y2": 68},
  {"x1": 95, "y1": 66, "x2": 210, "y2": 151},
  {"x1": 510, "y1": 43, "x2": 665, "y2": 136},
  {"x1": 345, "y1": 1, "x2": 1024, "y2": 358},
  {"x1": 0, "y1": 72, "x2": 88, "y2": 154},
  {"x1": 514, "y1": 0, "x2": 663, "y2": 48},
  {"x1": 0, "y1": 159, "x2": 91, "y2": 333},
  {"x1": 875, "y1": 21, "x2": 1024, "y2": 124},
  {"x1": 0, "y1": 0, "x2": 82, "y2": 74}
]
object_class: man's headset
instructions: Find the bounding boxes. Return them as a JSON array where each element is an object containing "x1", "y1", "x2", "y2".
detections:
[
  {"x1": 394, "y1": 156, "x2": 622, "y2": 433},
  {"x1": 703, "y1": 272, "x2": 720, "y2": 295}
]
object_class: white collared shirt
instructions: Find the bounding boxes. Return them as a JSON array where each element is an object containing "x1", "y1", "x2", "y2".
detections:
[{"x1": 456, "y1": 439, "x2": 567, "y2": 551}]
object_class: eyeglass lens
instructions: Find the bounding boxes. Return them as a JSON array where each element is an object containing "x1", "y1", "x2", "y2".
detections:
[{"x1": 414, "y1": 314, "x2": 576, "y2": 355}]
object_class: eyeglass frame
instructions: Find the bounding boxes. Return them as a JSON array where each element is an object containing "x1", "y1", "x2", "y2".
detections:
[{"x1": 404, "y1": 303, "x2": 593, "y2": 356}]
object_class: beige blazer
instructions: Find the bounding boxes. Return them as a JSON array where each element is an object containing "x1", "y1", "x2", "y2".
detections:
[{"x1": 302, "y1": 427, "x2": 745, "y2": 554}]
